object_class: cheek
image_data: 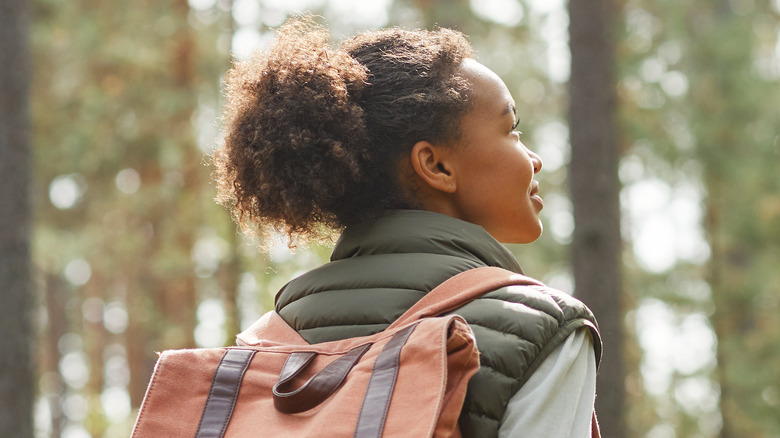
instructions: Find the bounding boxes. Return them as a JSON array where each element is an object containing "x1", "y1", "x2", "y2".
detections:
[{"x1": 503, "y1": 152, "x2": 533, "y2": 186}]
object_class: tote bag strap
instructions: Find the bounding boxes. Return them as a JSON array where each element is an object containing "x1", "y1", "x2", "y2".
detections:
[
  {"x1": 388, "y1": 266, "x2": 543, "y2": 330},
  {"x1": 390, "y1": 266, "x2": 603, "y2": 438}
]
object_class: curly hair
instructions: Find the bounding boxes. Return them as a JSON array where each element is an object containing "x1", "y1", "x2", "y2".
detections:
[{"x1": 212, "y1": 17, "x2": 474, "y2": 244}]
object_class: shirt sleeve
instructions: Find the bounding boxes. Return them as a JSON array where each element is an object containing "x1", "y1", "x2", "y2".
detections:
[{"x1": 497, "y1": 329, "x2": 597, "y2": 438}]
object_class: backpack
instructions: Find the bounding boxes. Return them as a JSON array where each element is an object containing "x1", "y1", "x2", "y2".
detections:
[{"x1": 130, "y1": 267, "x2": 598, "y2": 437}]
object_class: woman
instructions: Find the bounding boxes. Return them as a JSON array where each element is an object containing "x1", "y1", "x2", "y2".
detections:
[{"x1": 213, "y1": 17, "x2": 601, "y2": 438}]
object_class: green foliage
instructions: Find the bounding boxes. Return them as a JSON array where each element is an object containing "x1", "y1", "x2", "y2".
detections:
[
  {"x1": 30, "y1": 0, "x2": 780, "y2": 436},
  {"x1": 31, "y1": 0, "x2": 236, "y2": 435},
  {"x1": 618, "y1": 0, "x2": 780, "y2": 436},
  {"x1": 687, "y1": 3, "x2": 780, "y2": 436}
]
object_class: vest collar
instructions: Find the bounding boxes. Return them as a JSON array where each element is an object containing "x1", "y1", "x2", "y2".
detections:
[{"x1": 331, "y1": 210, "x2": 523, "y2": 274}]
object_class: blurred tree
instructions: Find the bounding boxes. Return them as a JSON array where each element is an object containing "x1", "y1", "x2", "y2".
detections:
[
  {"x1": 0, "y1": 0, "x2": 35, "y2": 436},
  {"x1": 685, "y1": 1, "x2": 780, "y2": 436},
  {"x1": 615, "y1": 0, "x2": 780, "y2": 435},
  {"x1": 31, "y1": 0, "x2": 230, "y2": 434},
  {"x1": 614, "y1": 0, "x2": 719, "y2": 434},
  {"x1": 568, "y1": 0, "x2": 626, "y2": 436}
]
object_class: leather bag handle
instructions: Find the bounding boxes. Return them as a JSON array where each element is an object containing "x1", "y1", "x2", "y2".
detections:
[
  {"x1": 388, "y1": 266, "x2": 541, "y2": 330},
  {"x1": 273, "y1": 343, "x2": 371, "y2": 414}
]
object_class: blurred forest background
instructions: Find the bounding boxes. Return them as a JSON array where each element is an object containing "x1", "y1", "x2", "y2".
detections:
[{"x1": 1, "y1": 0, "x2": 779, "y2": 437}]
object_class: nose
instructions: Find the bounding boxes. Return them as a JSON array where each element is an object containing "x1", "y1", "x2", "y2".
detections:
[{"x1": 528, "y1": 149, "x2": 542, "y2": 174}]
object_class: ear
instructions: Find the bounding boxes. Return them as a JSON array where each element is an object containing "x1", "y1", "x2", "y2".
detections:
[{"x1": 409, "y1": 141, "x2": 457, "y2": 194}]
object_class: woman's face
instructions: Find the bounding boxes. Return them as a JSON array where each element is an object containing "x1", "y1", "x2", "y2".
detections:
[{"x1": 446, "y1": 59, "x2": 544, "y2": 244}]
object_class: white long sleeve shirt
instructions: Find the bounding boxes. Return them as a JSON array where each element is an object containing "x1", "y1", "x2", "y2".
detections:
[{"x1": 498, "y1": 329, "x2": 597, "y2": 438}]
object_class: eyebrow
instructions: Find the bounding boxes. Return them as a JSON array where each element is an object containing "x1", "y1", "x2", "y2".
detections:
[{"x1": 502, "y1": 103, "x2": 516, "y2": 117}]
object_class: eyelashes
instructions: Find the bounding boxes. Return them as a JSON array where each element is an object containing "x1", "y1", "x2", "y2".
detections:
[{"x1": 511, "y1": 118, "x2": 521, "y2": 132}]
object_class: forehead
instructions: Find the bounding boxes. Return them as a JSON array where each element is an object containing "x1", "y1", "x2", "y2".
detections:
[{"x1": 459, "y1": 59, "x2": 514, "y2": 115}]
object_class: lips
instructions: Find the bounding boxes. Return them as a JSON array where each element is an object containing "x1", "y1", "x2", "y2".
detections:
[{"x1": 530, "y1": 181, "x2": 543, "y2": 208}]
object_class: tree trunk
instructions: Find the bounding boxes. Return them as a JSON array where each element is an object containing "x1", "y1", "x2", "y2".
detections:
[
  {"x1": 0, "y1": 0, "x2": 34, "y2": 436},
  {"x1": 42, "y1": 274, "x2": 68, "y2": 438},
  {"x1": 568, "y1": 0, "x2": 626, "y2": 436}
]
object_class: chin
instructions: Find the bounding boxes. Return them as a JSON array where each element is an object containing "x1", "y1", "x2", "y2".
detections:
[
  {"x1": 518, "y1": 222, "x2": 544, "y2": 244},
  {"x1": 496, "y1": 227, "x2": 543, "y2": 245}
]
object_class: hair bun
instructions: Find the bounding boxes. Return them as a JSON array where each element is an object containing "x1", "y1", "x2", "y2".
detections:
[{"x1": 215, "y1": 18, "x2": 371, "y2": 242}]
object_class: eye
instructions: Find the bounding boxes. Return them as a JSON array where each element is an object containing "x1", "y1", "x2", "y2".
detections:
[{"x1": 511, "y1": 118, "x2": 521, "y2": 133}]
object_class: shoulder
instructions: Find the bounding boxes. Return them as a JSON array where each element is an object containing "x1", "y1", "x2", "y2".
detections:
[
  {"x1": 458, "y1": 280, "x2": 598, "y2": 331},
  {"x1": 454, "y1": 280, "x2": 601, "y2": 381},
  {"x1": 484, "y1": 282, "x2": 598, "y2": 326},
  {"x1": 454, "y1": 277, "x2": 601, "y2": 435}
]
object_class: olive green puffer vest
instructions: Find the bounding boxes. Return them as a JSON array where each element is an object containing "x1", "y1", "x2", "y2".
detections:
[{"x1": 275, "y1": 210, "x2": 601, "y2": 438}]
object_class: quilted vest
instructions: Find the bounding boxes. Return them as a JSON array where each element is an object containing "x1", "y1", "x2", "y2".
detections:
[{"x1": 275, "y1": 210, "x2": 601, "y2": 438}]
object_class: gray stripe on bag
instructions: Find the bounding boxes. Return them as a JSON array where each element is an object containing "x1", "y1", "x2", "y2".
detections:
[
  {"x1": 195, "y1": 349, "x2": 256, "y2": 438},
  {"x1": 354, "y1": 323, "x2": 418, "y2": 438}
]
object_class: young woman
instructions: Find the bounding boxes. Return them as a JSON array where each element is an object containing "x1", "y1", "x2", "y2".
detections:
[{"x1": 213, "y1": 18, "x2": 601, "y2": 438}]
